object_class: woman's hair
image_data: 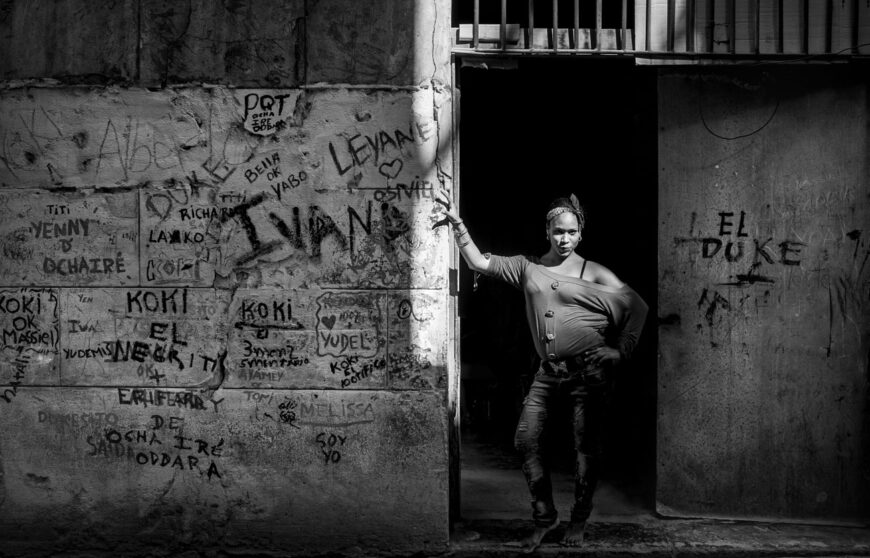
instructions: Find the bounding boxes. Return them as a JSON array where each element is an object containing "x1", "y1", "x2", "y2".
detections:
[{"x1": 546, "y1": 194, "x2": 586, "y2": 230}]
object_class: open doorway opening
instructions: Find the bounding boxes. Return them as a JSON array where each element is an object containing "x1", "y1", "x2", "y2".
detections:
[{"x1": 457, "y1": 58, "x2": 658, "y2": 524}]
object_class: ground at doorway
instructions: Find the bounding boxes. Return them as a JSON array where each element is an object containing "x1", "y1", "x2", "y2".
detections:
[
  {"x1": 457, "y1": 438, "x2": 870, "y2": 556},
  {"x1": 450, "y1": 517, "x2": 870, "y2": 557}
]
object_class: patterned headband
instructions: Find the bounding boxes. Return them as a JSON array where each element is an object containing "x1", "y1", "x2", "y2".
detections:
[{"x1": 546, "y1": 194, "x2": 585, "y2": 229}]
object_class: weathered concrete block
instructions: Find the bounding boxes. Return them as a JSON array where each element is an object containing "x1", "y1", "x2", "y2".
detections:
[
  {"x1": 307, "y1": 88, "x2": 445, "y2": 191},
  {"x1": 0, "y1": 288, "x2": 59, "y2": 390},
  {"x1": 219, "y1": 189, "x2": 446, "y2": 289},
  {"x1": 0, "y1": 86, "x2": 451, "y2": 191},
  {"x1": 140, "y1": 182, "x2": 447, "y2": 289},
  {"x1": 141, "y1": 185, "x2": 221, "y2": 287},
  {"x1": 387, "y1": 290, "x2": 447, "y2": 390},
  {"x1": 306, "y1": 0, "x2": 414, "y2": 85},
  {"x1": 224, "y1": 288, "x2": 446, "y2": 390},
  {"x1": 60, "y1": 288, "x2": 231, "y2": 386},
  {"x1": 0, "y1": 0, "x2": 137, "y2": 81},
  {"x1": 306, "y1": 0, "x2": 452, "y2": 86},
  {"x1": 0, "y1": 88, "x2": 240, "y2": 189},
  {"x1": 225, "y1": 289, "x2": 388, "y2": 389},
  {"x1": 0, "y1": 387, "x2": 448, "y2": 553},
  {"x1": 139, "y1": 0, "x2": 304, "y2": 87},
  {"x1": 0, "y1": 190, "x2": 138, "y2": 286}
]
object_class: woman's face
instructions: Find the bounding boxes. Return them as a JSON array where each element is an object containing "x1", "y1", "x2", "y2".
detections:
[{"x1": 547, "y1": 212, "x2": 581, "y2": 256}]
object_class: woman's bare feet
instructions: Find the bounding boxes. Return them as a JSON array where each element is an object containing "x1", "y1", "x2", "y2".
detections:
[
  {"x1": 517, "y1": 521, "x2": 559, "y2": 553},
  {"x1": 560, "y1": 521, "x2": 586, "y2": 547}
]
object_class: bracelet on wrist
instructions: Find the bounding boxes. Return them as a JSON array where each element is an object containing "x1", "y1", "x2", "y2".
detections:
[{"x1": 450, "y1": 219, "x2": 464, "y2": 228}]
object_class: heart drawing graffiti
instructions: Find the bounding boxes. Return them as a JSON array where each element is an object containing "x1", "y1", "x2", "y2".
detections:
[{"x1": 378, "y1": 158, "x2": 403, "y2": 179}]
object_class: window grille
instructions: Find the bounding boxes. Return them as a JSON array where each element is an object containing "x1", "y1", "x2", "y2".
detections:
[
  {"x1": 453, "y1": 0, "x2": 634, "y2": 54},
  {"x1": 452, "y1": 1, "x2": 870, "y2": 62}
]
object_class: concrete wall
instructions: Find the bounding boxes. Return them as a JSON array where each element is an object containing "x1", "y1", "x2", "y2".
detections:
[
  {"x1": 658, "y1": 67, "x2": 870, "y2": 522},
  {"x1": 0, "y1": 0, "x2": 455, "y2": 554}
]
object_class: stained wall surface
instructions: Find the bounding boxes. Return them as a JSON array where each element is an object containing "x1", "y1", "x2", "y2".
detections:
[
  {"x1": 0, "y1": 0, "x2": 454, "y2": 554},
  {"x1": 658, "y1": 68, "x2": 870, "y2": 522}
]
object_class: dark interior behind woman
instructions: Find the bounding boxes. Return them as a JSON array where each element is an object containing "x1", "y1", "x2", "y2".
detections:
[{"x1": 436, "y1": 188, "x2": 648, "y2": 552}]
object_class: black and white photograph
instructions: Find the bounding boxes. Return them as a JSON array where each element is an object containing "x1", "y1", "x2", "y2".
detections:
[{"x1": 0, "y1": 1, "x2": 868, "y2": 556}]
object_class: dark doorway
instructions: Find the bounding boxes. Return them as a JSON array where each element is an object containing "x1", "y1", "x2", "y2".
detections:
[{"x1": 457, "y1": 58, "x2": 658, "y2": 522}]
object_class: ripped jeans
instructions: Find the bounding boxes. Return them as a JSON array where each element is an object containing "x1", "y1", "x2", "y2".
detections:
[{"x1": 514, "y1": 358, "x2": 610, "y2": 527}]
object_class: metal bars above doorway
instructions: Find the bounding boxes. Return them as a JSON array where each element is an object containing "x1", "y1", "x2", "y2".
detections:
[
  {"x1": 452, "y1": 0, "x2": 870, "y2": 62},
  {"x1": 453, "y1": 0, "x2": 634, "y2": 55},
  {"x1": 636, "y1": 0, "x2": 870, "y2": 58}
]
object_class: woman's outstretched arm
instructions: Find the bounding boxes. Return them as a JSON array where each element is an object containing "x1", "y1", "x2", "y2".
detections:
[{"x1": 435, "y1": 187, "x2": 491, "y2": 273}]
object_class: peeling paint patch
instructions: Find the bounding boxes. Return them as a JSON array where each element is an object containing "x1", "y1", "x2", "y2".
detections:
[
  {"x1": 24, "y1": 473, "x2": 49, "y2": 485},
  {"x1": 238, "y1": 90, "x2": 304, "y2": 136}
]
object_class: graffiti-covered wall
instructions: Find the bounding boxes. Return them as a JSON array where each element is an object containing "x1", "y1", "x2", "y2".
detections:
[
  {"x1": 0, "y1": 0, "x2": 454, "y2": 554},
  {"x1": 658, "y1": 68, "x2": 870, "y2": 522}
]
